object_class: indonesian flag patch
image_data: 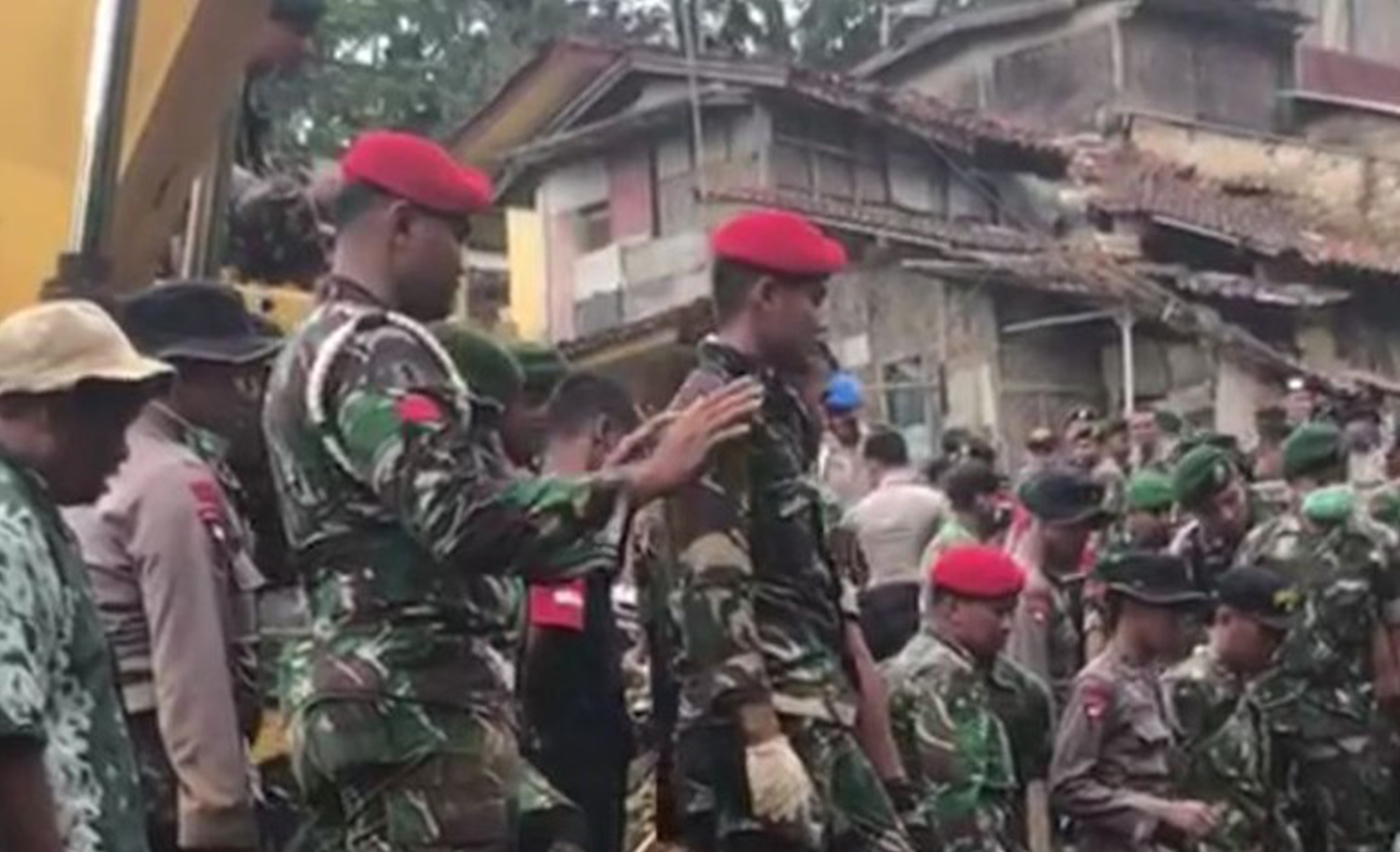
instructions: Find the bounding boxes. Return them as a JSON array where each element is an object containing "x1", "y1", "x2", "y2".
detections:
[{"x1": 529, "y1": 580, "x2": 587, "y2": 631}]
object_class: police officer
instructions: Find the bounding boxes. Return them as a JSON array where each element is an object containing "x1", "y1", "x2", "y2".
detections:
[
  {"x1": 261, "y1": 130, "x2": 762, "y2": 852},
  {"x1": 884, "y1": 545, "x2": 1048, "y2": 852},
  {"x1": 1050, "y1": 551, "x2": 1217, "y2": 852},
  {"x1": 1006, "y1": 467, "x2": 1111, "y2": 709},
  {"x1": 663, "y1": 209, "x2": 912, "y2": 852},
  {"x1": 1164, "y1": 565, "x2": 1302, "y2": 852},
  {"x1": 65, "y1": 283, "x2": 277, "y2": 852}
]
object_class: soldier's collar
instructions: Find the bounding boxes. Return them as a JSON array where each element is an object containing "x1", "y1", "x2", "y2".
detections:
[
  {"x1": 317, "y1": 275, "x2": 391, "y2": 309},
  {"x1": 697, "y1": 337, "x2": 763, "y2": 379},
  {"x1": 143, "y1": 402, "x2": 231, "y2": 463}
]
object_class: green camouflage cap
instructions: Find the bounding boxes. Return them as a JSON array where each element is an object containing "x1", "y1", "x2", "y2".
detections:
[
  {"x1": 1125, "y1": 469, "x2": 1174, "y2": 512},
  {"x1": 431, "y1": 322, "x2": 523, "y2": 410},
  {"x1": 1301, "y1": 484, "x2": 1355, "y2": 526},
  {"x1": 1172, "y1": 444, "x2": 1236, "y2": 509},
  {"x1": 510, "y1": 341, "x2": 570, "y2": 404},
  {"x1": 1282, "y1": 421, "x2": 1345, "y2": 480}
]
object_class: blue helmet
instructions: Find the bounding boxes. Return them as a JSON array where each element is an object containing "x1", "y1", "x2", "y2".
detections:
[{"x1": 824, "y1": 371, "x2": 864, "y2": 413}]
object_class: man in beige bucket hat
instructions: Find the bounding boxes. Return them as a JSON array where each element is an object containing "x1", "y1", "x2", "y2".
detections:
[{"x1": 0, "y1": 300, "x2": 170, "y2": 852}]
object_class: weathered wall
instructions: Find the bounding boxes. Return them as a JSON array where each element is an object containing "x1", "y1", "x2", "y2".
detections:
[
  {"x1": 1128, "y1": 114, "x2": 1400, "y2": 243},
  {"x1": 1299, "y1": 107, "x2": 1400, "y2": 155}
]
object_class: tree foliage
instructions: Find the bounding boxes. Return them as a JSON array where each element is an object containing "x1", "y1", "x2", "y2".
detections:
[{"x1": 262, "y1": 0, "x2": 887, "y2": 161}]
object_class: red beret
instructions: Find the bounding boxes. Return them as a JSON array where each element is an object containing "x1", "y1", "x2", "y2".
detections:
[
  {"x1": 711, "y1": 209, "x2": 847, "y2": 277},
  {"x1": 931, "y1": 545, "x2": 1026, "y2": 599},
  {"x1": 341, "y1": 130, "x2": 492, "y2": 217}
]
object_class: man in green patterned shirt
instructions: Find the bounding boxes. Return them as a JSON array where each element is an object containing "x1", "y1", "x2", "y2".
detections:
[{"x1": 0, "y1": 300, "x2": 172, "y2": 852}]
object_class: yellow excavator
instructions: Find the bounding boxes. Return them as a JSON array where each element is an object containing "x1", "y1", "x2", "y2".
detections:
[{"x1": 0, "y1": 0, "x2": 311, "y2": 323}]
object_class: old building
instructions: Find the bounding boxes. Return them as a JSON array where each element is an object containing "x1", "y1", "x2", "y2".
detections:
[{"x1": 447, "y1": 38, "x2": 1368, "y2": 461}]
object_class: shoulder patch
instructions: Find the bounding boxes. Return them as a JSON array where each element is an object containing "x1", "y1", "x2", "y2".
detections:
[
  {"x1": 396, "y1": 393, "x2": 445, "y2": 425},
  {"x1": 187, "y1": 478, "x2": 223, "y2": 522},
  {"x1": 528, "y1": 579, "x2": 587, "y2": 631},
  {"x1": 1081, "y1": 678, "x2": 1113, "y2": 723}
]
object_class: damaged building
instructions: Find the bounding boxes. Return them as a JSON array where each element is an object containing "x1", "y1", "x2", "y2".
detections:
[{"x1": 449, "y1": 14, "x2": 1400, "y2": 460}]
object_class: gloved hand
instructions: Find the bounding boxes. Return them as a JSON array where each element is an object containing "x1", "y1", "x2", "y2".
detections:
[{"x1": 744, "y1": 736, "x2": 814, "y2": 823}]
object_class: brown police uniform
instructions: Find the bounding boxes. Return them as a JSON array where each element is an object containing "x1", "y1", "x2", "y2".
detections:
[{"x1": 65, "y1": 411, "x2": 265, "y2": 849}]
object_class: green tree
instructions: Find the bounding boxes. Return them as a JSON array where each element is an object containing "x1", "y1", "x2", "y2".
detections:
[{"x1": 262, "y1": 0, "x2": 670, "y2": 160}]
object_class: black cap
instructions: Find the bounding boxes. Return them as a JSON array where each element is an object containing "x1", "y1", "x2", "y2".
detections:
[
  {"x1": 1018, "y1": 467, "x2": 1112, "y2": 528},
  {"x1": 1095, "y1": 550, "x2": 1207, "y2": 608},
  {"x1": 943, "y1": 459, "x2": 1002, "y2": 506},
  {"x1": 1215, "y1": 566, "x2": 1299, "y2": 631},
  {"x1": 121, "y1": 281, "x2": 282, "y2": 365}
]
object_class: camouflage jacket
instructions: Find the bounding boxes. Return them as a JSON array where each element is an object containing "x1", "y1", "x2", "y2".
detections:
[
  {"x1": 1242, "y1": 502, "x2": 1400, "y2": 696},
  {"x1": 883, "y1": 629, "x2": 1023, "y2": 852},
  {"x1": 663, "y1": 339, "x2": 857, "y2": 728},
  {"x1": 1164, "y1": 650, "x2": 1302, "y2": 852},
  {"x1": 1163, "y1": 645, "x2": 1242, "y2": 755},
  {"x1": 262, "y1": 281, "x2": 626, "y2": 772}
]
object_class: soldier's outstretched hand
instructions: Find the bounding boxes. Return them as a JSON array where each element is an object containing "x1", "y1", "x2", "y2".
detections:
[{"x1": 628, "y1": 377, "x2": 762, "y2": 502}]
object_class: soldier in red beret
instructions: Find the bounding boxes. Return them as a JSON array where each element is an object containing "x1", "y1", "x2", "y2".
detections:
[
  {"x1": 883, "y1": 546, "x2": 1053, "y2": 852},
  {"x1": 659, "y1": 210, "x2": 918, "y2": 851},
  {"x1": 260, "y1": 132, "x2": 764, "y2": 852}
]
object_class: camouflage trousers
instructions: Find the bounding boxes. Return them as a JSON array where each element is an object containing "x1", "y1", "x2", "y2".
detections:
[
  {"x1": 1266, "y1": 695, "x2": 1400, "y2": 852},
  {"x1": 127, "y1": 711, "x2": 181, "y2": 852},
  {"x1": 292, "y1": 705, "x2": 585, "y2": 852},
  {"x1": 675, "y1": 717, "x2": 913, "y2": 852}
]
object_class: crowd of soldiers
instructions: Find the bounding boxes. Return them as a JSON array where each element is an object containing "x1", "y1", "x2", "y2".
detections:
[{"x1": 3, "y1": 121, "x2": 1400, "y2": 852}]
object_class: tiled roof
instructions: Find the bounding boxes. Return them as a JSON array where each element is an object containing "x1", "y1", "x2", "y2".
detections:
[{"x1": 1074, "y1": 145, "x2": 1400, "y2": 277}]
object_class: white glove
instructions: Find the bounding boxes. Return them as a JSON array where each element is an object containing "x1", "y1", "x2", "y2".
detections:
[{"x1": 745, "y1": 736, "x2": 814, "y2": 824}]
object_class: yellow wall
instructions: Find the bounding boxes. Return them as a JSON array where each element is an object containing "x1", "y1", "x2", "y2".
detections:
[
  {"x1": 506, "y1": 207, "x2": 548, "y2": 341},
  {"x1": 0, "y1": 0, "x2": 263, "y2": 314},
  {"x1": 0, "y1": 0, "x2": 94, "y2": 315}
]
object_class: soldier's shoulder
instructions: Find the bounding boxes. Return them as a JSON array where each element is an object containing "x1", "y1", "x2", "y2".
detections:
[
  {"x1": 670, "y1": 361, "x2": 730, "y2": 409},
  {"x1": 1163, "y1": 645, "x2": 1216, "y2": 687},
  {"x1": 885, "y1": 632, "x2": 968, "y2": 687}
]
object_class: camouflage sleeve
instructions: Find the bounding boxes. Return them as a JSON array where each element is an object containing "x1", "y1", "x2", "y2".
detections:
[
  {"x1": 666, "y1": 428, "x2": 770, "y2": 714},
  {"x1": 903, "y1": 676, "x2": 1013, "y2": 846},
  {"x1": 1049, "y1": 675, "x2": 1166, "y2": 842},
  {"x1": 326, "y1": 321, "x2": 625, "y2": 578}
]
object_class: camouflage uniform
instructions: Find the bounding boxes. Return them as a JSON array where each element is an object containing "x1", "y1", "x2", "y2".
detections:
[
  {"x1": 1242, "y1": 502, "x2": 1400, "y2": 852},
  {"x1": 1164, "y1": 646, "x2": 1301, "y2": 852},
  {"x1": 664, "y1": 340, "x2": 910, "y2": 852},
  {"x1": 985, "y1": 656, "x2": 1053, "y2": 842},
  {"x1": 263, "y1": 278, "x2": 626, "y2": 852},
  {"x1": 883, "y1": 629, "x2": 1024, "y2": 852}
]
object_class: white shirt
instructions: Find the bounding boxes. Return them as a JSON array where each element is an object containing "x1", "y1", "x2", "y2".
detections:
[{"x1": 842, "y1": 468, "x2": 948, "y2": 588}]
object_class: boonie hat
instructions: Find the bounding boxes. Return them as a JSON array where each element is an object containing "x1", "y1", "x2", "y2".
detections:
[
  {"x1": 0, "y1": 300, "x2": 172, "y2": 396},
  {"x1": 1095, "y1": 550, "x2": 1206, "y2": 608},
  {"x1": 122, "y1": 282, "x2": 282, "y2": 365},
  {"x1": 1019, "y1": 467, "x2": 1112, "y2": 528}
]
